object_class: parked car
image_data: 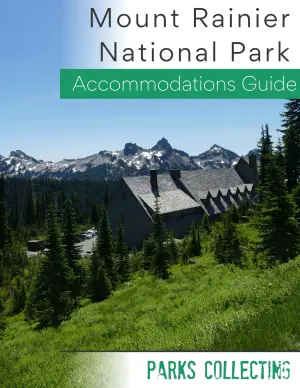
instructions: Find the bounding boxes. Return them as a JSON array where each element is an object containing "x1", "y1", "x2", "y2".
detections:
[
  {"x1": 75, "y1": 234, "x2": 85, "y2": 242},
  {"x1": 85, "y1": 250, "x2": 92, "y2": 257},
  {"x1": 86, "y1": 233, "x2": 93, "y2": 239}
]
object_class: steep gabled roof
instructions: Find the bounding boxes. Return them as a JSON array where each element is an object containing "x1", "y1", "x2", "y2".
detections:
[
  {"x1": 179, "y1": 168, "x2": 246, "y2": 203},
  {"x1": 139, "y1": 190, "x2": 199, "y2": 215},
  {"x1": 122, "y1": 161, "x2": 255, "y2": 216}
]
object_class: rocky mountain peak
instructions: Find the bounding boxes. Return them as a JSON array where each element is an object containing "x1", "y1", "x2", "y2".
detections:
[
  {"x1": 209, "y1": 144, "x2": 222, "y2": 152},
  {"x1": 151, "y1": 137, "x2": 172, "y2": 152},
  {"x1": 123, "y1": 143, "x2": 143, "y2": 156},
  {"x1": 9, "y1": 150, "x2": 40, "y2": 164},
  {"x1": 9, "y1": 150, "x2": 27, "y2": 158}
]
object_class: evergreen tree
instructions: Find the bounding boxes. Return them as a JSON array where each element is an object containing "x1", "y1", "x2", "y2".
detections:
[
  {"x1": 254, "y1": 160, "x2": 300, "y2": 264},
  {"x1": 257, "y1": 124, "x2": 273, "y2": 186},
  {"x1": 63, "y1": 199, "x2": 82, "y2": 301},
  {"x1": 229, "y1": 205, "x2": 240, "y2": 224},
  {"x1": 239, "y1": 198, "x2": 251, "y2": 222},
  {"x1": 274, "y1": 138, "x2": 285, "y2": 169},
  {"x1": 25, "y1": 180, "x2": 36, "y2": 228},
  {"x1": 152, "y1": 196, "x2": 169, "y2": 279},
  {"x1": 292, "y1": 184, "x2": 300, "y2": 225},
  {"x1": 142, "y1": 236, "x2": 156, "y2": 270},
  {"x1": 188, "y1": 222, "x2": 201, "y2": 257},
  {"x1": 201, "y1": 212, "x2": 210, "y2": 233},
  {"x1": 153, "y1": 196, "x2": 165, "y2": 248},
  {"x1": 104, "y1": 182, "x2": 109, "y2": 207},
  {"x1": 0, "y1": 175, "x2": 7, "y2": 252},
  {"x1": 97, "y1": 206, "x2": 117, "y2": 287},
  {"x1": 281, "y1": 99, "x2": 300, "y2": 191},
  {"x1": 214, "y1": 214, "x2": 242, "y2": 266},
  {"x1": 12, "y1": 275, "x2": 26, "y2": 314},
  {"x1": 91, "y1": 203, "x2": 100, "y2": 227},
  {"x1": 115, "y1": 217, "x2": 130, "y2": 282},
  {"x1": 0, "y1": 175, "x2": 12, "y2": 283},
  {"x1": 25, "y1": 205, "x2": 73, "y2": 328},
  {"x1": 89, "y1": 250, "x2": 112, "y2": 303}
]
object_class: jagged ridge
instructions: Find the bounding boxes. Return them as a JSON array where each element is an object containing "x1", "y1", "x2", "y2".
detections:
[{"x1": 0, "y1": 138, "x2": 245, "y2": 180}]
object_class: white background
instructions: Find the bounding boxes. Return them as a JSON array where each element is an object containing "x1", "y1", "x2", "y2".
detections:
[{"x1": 63, "y1": 0, "x2": 300, "y2": 69}]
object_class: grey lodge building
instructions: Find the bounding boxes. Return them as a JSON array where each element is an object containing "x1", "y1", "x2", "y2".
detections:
[{"x1": 107, "y1": 156, "x2": 258, "y2": 248}]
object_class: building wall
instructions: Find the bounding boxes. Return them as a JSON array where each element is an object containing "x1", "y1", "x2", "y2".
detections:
[
  {"x1": 107, "y1": 179, "x2": 153, "y2": 248},
  {"x1": 164, "y1": 210, "x2": 203, "y2": 238},
  {"x1": 234, "y1": 159, "x2": 258, "y2": 185}
]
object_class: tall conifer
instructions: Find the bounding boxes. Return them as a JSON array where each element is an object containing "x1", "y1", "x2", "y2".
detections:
[
  {"x1": 26, "y1": 205, "x2": 73, "y2": 327},
  {"x1": 115, "y1": 217, "x2": 129, "y2": 282},
  {"x1": 63, "y1": 199, "x2": 82, "y2": 301},
  {"x1": 152, "y1": 196, "x2": 169, "y2": 279},
  {"x1": 281, "y1": 99, "x2": 300, "y2": 191},
  {"x1": 254, "y1": 160, "x2": 300, "y2": 264},
  {"x1": 97, "y1": 206, "x2": 117, "y2": 287}
]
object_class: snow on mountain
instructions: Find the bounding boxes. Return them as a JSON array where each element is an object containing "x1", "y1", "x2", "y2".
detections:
[
  {"x1": 192, "y1": 144, "x2": 240, "y2": 170},
  {"x1": 0, "y1": 139, "x2": 245, "y2": 180}
]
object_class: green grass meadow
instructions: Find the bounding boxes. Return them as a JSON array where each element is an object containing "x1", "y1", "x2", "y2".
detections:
[{"x1": 1, "y1": 248, "x2": 300, "y2": 387}]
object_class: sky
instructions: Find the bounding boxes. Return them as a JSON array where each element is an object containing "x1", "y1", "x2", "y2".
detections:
[{"x1": 0, "y1": 1, "x2": 285, "y2": 162}]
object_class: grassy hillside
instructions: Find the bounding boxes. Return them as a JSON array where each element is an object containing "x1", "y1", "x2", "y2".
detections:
[{"x1": 1, "y1": 252, "x2": 300, "y2": 387}]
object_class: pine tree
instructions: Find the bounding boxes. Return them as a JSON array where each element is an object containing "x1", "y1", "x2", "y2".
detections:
[
  {"x1": 12, "y1": 275, "x2": 26, "y2": 314},
  {"x1": 104, "y1": 182, "x2": 109, "y2": 207},
  {"x1": 25, "y1": 180, "x2": 36, "y2": 228},
  {"x1": 188, "y1": 222, "x2": 201, "y2": 257},
  {"x1": 0, "y1": 175, "x2": 12, "y2": 283},
  {"x1": 153, "y1": 196, "x2": 165, "y2": 248},
  {"x1": 257, "y1": 124, "x2": 273, "y2": 186},
  {"x1": 254, "y1": 160, "x2": 300, "y2": 264},
  {"x1": 63, "y1": 199, "x2": 82, "y2": 301},
  {"x1": 97, "y1": 206, "x2": 117, "y2": 288},
  {"x1": 89, "y1": 250, "x2": 112, "y2": 303},
  {"x1": 229, "y1": 205, "x2": 240, "y2": 224},
  {"x1": 0, "y1": 175, "x2": 7, "y2": 252},
  {"x1": 91, "y1": 203, "x2": 100, "y2": 227},
  {"x1": 142, "y1": 236, "x2": 156, "y2": 270},
  {"x1": 214, "y1": 214, "x2": 242, "y2": 266},
  {"x1": 25, "y1": 205, "x2": 73, "y2": 328},
  {"x1": 201, "y1": 212, "x2": 210, "y2": 233},
  {"x1": 274, "y1": 138, "x2": 285, "y2": 169},
  {"x1": 281, "y1": 99, "x2": 300, "y2": 191},
  {"x1": 292, "y1": 185, "x2": 300, "y2": 225},
  {"x1": 115, "y1": 217, "x2": 129, "y2": 282},
  {"x1": 152, "y1": 196, "x2": 169, "y2": 279}
]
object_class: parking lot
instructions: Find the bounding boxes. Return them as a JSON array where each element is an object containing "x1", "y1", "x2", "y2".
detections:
[
  {"x1": 26, "y1": 234, "x2": 97, "y2": 258},
  {"x1": 76, "y1": 236, "x2": 97, "y2": 256}
]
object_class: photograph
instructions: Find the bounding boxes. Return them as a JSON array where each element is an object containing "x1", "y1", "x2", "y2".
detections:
[{"x1": 1, "y1": 1, "x2": 300, "y2": 387}]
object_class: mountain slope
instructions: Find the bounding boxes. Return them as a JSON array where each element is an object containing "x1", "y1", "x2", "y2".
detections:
[
  {"x1": 0, "y1": 139, "x2": 244, "y2": 179},
  {"x1": 1, "y1": 253, "x2": 300, "y2": 387}
]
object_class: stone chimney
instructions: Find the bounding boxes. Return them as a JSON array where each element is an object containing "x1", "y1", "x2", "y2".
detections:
[
  {"x1": 170, "y1": 168, "x2": 181, "y2": 180},
  {"x1": 150, "y1": 169, "x2": 158, "y2": 189}
]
